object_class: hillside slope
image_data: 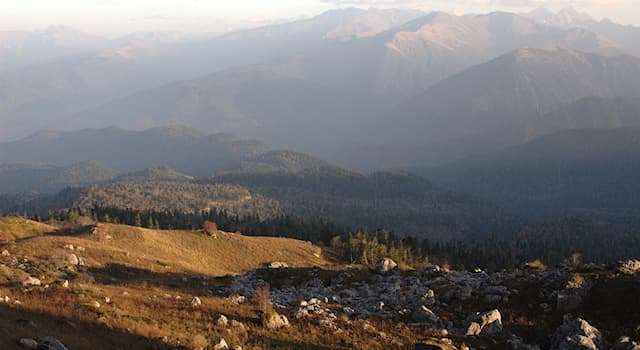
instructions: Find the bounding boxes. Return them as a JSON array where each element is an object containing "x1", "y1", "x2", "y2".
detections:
[
  {"x1": 333, "y1": 96, "x2": 640, "y2": 171},
  {"x1": 420, "y1": 126, "x2": 640, "y2": 222}
]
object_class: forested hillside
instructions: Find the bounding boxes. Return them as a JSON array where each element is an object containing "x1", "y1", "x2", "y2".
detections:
[{"x1": 421, "y1": 127, "x2": 640, "y2": 223}]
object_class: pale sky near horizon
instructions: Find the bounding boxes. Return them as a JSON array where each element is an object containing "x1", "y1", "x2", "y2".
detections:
[{"x1": 1, "y1": 0, "x2": 639, "y2": 37}]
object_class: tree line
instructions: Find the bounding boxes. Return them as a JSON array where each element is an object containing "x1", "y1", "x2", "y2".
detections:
[{"x1": 39, "y1": 207, "x2": 640, "y2": 271}]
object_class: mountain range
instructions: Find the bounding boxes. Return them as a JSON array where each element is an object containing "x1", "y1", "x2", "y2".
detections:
[{"x1": 2, "y1": 7, "x2": 639, "y2": 147}]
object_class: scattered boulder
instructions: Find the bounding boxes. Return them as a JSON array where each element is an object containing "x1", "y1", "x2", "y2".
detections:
[
  {"x1": 422, "y1": 289, "x2": 436, "y2": 306},
  {"x1": 264, "y1": 312, "x2": 290, "y2": 329},
  {"x1": 213, "y1": 338, "x2": 229, "y2": 350},
  {"x1": 376, "y1": 258, "x2": 398, "y2": 273},
  {"x1": 62, "y1": 280, "x2": 69, "y2": 288},
  {"x1": 22, "y1": 276, "x2": 41, "y2": 287},
  {"x1": 268, "y1": 262, "x2": 289, "y2": 269},
  {"x1": 18, "y1": 338, "x2": 38, "y2": 349},
  {"x1": 86, "y1": 301, "x2": 101, "y2": 309},
  {"x1": 551, "y1": 315, "x2": 604, "y2": 350},
  {"x1": 1, "y1": 249, "x2": 10, "y2": 257},
  {"x1": 217, "y1": 314, "x2": 229, "y2": 327},
  {"x1": 65, "y1": 254, "x2": 79, "y2": 267},
  {"x1": 191, "y1": 296, "x2": 202, "y2": 307},
  {"x1": 229, "y1": 295, "x2": 246, "y2": 304},
  {"x1": 412, "y1": 306, "x2": 440, "y2": 325},
  {"x1": 37, "y1": 336, "x2": 70, "y2": 350},
  {"x1": 465, "y1": 309, "x2": 502, "y2": 336}
]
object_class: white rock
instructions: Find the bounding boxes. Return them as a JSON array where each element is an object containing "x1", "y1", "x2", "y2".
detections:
[
  {"x1": 465, "y1": 309, "x2": 502, "y2": 336},
  {"x1": 18, "y1": 338, "x2": 39, "y2": 349},
  {"x1": 22, "y1": 276, "x2": 41, "y2": 287},
  {"x1": 376, "y1": 258, "x2": 398, "y2": 273},
  {"x1": 217, "y1": 314, "x2": 229, "y2": 327},
  {"x1": 265, "y1": 313, "x2": 290, "y2": 329},
  {"x1": 191, "y1": 296, "x2": 202, "y2": 307},
  {"x1": 66, "y1": 254, "x2": 79, "y2": 266},
  {"x1": 1, "y1": 249, "x2": 10, "y2": 256},
  {"x1": 213, "y1": 338, "x2": 229, "y2": 350}
]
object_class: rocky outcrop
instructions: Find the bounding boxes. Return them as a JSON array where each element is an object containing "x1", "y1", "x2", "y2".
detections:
[
  {"x1": 465, "y1": 309, "x2": 502, "y2": 336},
  {"x1": 191, "y1": 296, "x2": 202, "y2": 307},
  {"x1": 22, "y1": 276, "x2": 41, "y2": 287},
  {"x1": 551, "y1": 315, "x2": 604, "y2": 350},
  {"x1": 217, "y1": 314, "x2": 229, "y2": 327},
  {"x1": 376, "y1": 258, "x2": 398, "y2": 273},
  {"x1": 213, "y1": 338, "x2": 229, "y2": 350},
  {"x1": 412, "y1": 306, "x2": 440, "y2": 325},
  {"x1": 264, "y1": 312, "x2": 290, "y2": 329},
  {"x1": 268, "y1": 262, "x2": 289, "y2": 269}
]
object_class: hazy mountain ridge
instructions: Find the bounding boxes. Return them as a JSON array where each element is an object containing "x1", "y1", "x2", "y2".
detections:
[
  {"x1": 0, "y1": 126, "x2": 270, "y2": 176},
  {"x1": 333, "y1": 96, "x2": 640, "y2": 171},
  {"x1": 0, "y1": 26, "x2": 108, "y2": 73},
  {"x1": 365, "y1": 48, "x2": 640, "y2": 146},
  {"x1": 1, "y1": 8, "x2": 631, "y2": 144},
  {"x1": 59, "y1": 67, "x2": 384, "y2": 152},
  {"x1": 0, "y1": 8, "x2": 421, "y2": 142},
  {"x1": 0, "y1": 160, "x2": 118, "y2": 194},
  {"x1": 523, "y1": 7, "x2": 640, "y2": 55},
  {"x1": 419, "y1": 126, "x2": 640, "y2": 222}
]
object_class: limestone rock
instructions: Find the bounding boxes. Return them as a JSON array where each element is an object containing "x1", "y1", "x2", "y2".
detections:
[
  {"x1": 191, "y1": 296, "x2": 202, "y2": 307},
  {"x1": 18, "y1": 338, "x2": 38, "y2": 349},
  {"x1": 38, "y1": 336, "x2": 70, "y2": 350},
  {"x1": 465, "y1": 309, "x2": 502, "y2": 336},
  {"x1": 551, "y1": 315, "x2": 603, "y2": 350},
  {"x1": 217, "y1": 314, "x2": 229, "y2": 327},
  {"x1": 22, "y1": 276, "x2": 41, "y2": 287},
  {"x1": 213, "y1": 338, "x2": 229, "y2": 350},
  {"x1": 376, "y1": 258, "x2": 398, "y2": 273},
  {"x1": 412, "y1": 305, "x2": 440, "y2": 325},
  {"x1": 265, "y1": 312, "x2": 290, "y2": 329},
  {"x1": 66, "y1": 254, "x2": 79, "y2": 266},
  {"x1": 268, "y1": 261, "x2": 289, "y2": 269}
]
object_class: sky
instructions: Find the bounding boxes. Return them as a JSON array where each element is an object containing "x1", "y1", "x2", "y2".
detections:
[{"x1": 1, "y1": 0, "x2": 639, "y2": 37}]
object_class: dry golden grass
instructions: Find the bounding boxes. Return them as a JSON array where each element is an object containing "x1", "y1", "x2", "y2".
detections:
[
  {"x1": 0, "y1": 216, "x2": 56, "y2": 242},
  {"x1": 0, "y1": 219, "x2": 475, "y2": 349},
  {"x1": 9, "y1": 223, "x2": 327, "y2": 277}
]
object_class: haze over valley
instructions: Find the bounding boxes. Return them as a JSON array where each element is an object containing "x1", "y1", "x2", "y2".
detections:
[{"x1": 2, "y1": 2, "x2": 640, "y2": 350}]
